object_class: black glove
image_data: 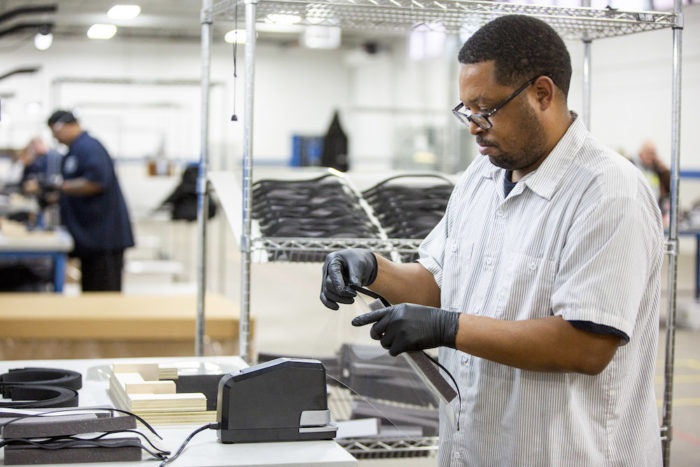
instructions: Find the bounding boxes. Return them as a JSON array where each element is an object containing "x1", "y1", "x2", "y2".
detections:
[
  {"x1": 352, "y1": 303, "x2": 459, "y2": 356},
  {"x1": 320, "y1": 249, "x2": 378, "y2": 310}
]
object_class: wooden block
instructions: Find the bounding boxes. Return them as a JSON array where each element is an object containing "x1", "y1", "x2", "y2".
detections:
[
  {"x1": 112, "y1": 364, "x2": 159, "y2": 380},
  {"x1": 125, "y1": 380, "x2": 175, "y2": 394},
  {"x1": 128, "y1": 393, "x2": 206, "y2": 411}
]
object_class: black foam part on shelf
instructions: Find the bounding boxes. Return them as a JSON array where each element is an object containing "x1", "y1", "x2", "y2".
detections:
[
  {"x1": 2, "y1": 414, "x2": 137, "y2": 439},
  {"x1": 171, "y1": 374, "x2": 226, "y2": 411},
  {"x1": 4, "y1": 438, "x2": 143, "y2": 465}
]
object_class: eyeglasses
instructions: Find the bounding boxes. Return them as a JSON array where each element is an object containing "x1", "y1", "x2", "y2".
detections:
[{"x1": 452, "y1": 74, "x2": 551, "y2": 130}]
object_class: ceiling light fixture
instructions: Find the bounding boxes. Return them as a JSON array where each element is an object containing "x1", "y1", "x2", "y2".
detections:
[
  {"x1": 34, "y1": 31, "x2": 53, "y2": 50},
  {"x1": 87, "y1": 24, "x2": 117, "y2": 40},
  {"x1": 107, "y1": 4, "x2": 141, "y2": 20},
  {"x1": 33, "y1": 24, "x2": 53, "y2": 50}
]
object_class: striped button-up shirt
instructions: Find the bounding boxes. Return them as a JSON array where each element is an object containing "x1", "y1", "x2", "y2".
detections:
[{"x1": 418, "y1": 117, "x2": 663, "y2": 466}]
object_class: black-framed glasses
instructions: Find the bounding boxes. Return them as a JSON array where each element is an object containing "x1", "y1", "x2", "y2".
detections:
[{"x1": 452, "y1": 73, "x2": 551, "y2": 130}]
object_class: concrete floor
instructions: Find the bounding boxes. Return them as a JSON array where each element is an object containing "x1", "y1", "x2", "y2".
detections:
[{"x1": 657, "y1": 326, "x2": 700, "y2": 466}]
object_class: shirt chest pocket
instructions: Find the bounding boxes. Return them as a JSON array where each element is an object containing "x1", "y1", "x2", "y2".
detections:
[
  {"x1": 440, "y1": 237, "x2": 474, "y2": 312},
  {"x1": 495, "y1": 252, "x2": 556, "y2": 320}
]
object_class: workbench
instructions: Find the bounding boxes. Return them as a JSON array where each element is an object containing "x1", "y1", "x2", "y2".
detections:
[
  {"x1": 0, "y1": 356, "x2": 357, "y2": 467},
  {"x1": 0, "y1": 293, "x2": 253, "y2": 360},
  {"x1": 0, "y1": 228, "x2": 73, "y2": 292}
]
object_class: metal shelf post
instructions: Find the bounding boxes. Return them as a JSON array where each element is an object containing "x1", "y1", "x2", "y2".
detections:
[
  {"x1": 661, "y1": 0, "x2": 683, "y2": 464},
  {"x1": 196, "y1": 0, "x2": 213, "y2": 357},
  {"x1": 239, "y1": 0, "x2": 258, "y2": 363}
]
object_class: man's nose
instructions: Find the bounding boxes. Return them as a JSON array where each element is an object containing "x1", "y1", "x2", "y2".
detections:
[{"x1": 469, "y1": 121, "x2": 485, "y2": 136}]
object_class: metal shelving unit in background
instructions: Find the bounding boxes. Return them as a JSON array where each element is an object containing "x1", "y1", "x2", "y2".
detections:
[{"x1": 198, "y1": 0, "x2": 683, "y2": 462}]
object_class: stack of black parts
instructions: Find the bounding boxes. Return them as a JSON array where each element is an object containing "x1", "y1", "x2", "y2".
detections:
[
  {"x1": 252, "y1": 174, "x2": 380, "y2": 262},
  {"x1": 362, "y1": 175, "x2": 453, "y2": 262}
]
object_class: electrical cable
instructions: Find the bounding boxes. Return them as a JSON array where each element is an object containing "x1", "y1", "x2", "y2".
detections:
[{"x1": 158, "y1": 422, "x2": 219, "y2": 467}]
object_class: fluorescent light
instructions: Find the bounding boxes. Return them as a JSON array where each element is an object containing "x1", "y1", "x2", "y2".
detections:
[
  {"x1": 108, "y1": 4, "x2": 141, "y2": 19},
  {"x1": 224, "y1": 30, "x2": 247, "y2": 44},
  {"x1": 266, "y1": 14, "x2": 302, "y2": 25},
  {"x1": 87, "y1": 24, "x2": 117, "y2": 39},
  {"x1": 34, "y1": 31, "x2": 53, "y2": 50}
]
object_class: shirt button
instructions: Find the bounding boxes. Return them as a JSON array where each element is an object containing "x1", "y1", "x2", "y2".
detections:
[
  {"x1": 454, "y1": 451, "x2": 461, "y2": 460},
  {"x1": 485, "y1": 257, "x2": 493, "y2": 266},
  {"x1": 461, "y1": 355, "x2": 469, "y2": 364},
  {"x1": 496, "y1": 210, "x2": 503, "y2": 217},
  {"x1": 528, "y1": 261, "x2": 537, "y2": 270}
]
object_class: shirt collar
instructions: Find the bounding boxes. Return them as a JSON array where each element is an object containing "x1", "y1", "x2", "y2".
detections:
[
  {"x1": 522, "y1": 113, "x2": 586, "y2": 200},
  {"x1": 479, "y1": 113, "x2": 587, "y2": 201}
]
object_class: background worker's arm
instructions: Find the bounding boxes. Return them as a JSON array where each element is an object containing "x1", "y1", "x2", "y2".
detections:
[{"x1": 61, "y1": 177, "x2": 103, "y2": 196}]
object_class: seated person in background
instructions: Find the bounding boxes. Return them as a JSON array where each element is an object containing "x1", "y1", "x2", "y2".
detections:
[
  {"x1": 22, "y1": 137, "x2": 63, "y2": 188},
  {"x1": 634, "y1": 140, "x2": 671, "y2": 212}
]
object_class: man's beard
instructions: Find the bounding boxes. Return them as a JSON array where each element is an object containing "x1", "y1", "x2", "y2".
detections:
[{"x1": 479, "y1": 104, "x2": 548, "y2": 172}]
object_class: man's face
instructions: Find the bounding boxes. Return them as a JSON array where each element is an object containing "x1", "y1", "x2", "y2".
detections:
[
  {"x1": 639, "y1": 142, "x2": 657, "y2": 168},
  {"x1": 50, "y1": 122, "x2": 71, "y2": 145},
  {"x1": 458, "y1": 61, "x2": 549, "y2": 174}
]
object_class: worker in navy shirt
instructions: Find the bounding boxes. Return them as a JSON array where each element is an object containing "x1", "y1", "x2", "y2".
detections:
[{"x1": 47, "y1": 110, "x2": 134, "y2": 291}]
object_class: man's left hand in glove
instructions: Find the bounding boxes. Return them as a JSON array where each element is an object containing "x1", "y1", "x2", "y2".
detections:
[{"x1": 352, "y1": 303, "x2": 460, "y2": 356}]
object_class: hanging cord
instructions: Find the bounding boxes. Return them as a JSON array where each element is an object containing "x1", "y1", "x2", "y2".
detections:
[
  {"x1": 159, "y1": 422, "x2": 219, "y2": 467},
  {"x1": 352, "y1": 286, "x2": 462, "y2": 429},
  {"x1": 230, "y1": 2, "x2": 239, "y2": 121}
]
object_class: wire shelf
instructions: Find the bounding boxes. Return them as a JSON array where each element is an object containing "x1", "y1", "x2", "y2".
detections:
[
  {"x1": 206, "y1": 0, "x2": 676, "y2": 40},
  {"x1": 254, "y1": 236, "x2": 423, "y2": 253},
  {"x1": 337, "y1": 436, "x2": 439, "y2": 458}
]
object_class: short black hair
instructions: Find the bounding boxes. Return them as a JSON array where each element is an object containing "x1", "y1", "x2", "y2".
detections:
[
  {"x1": 458, "y1": 15, "x2": 572, "y2": 98},
  {"x1": 47, "y1": 110, "x2": 78, "y2": 126}
]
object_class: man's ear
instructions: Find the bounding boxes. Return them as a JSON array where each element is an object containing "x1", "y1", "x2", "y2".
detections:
[{"x1": 533, "y1": 75, "x2": 555, "y2": 111}]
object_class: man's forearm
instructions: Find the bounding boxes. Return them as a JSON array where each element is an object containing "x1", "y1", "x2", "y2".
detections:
[
  {"x1": 369, "y1": 255, "x2": 441, "y2": 307},
  {"x1": 456, "y1": 314, "x2": 621, "y2": 375},
  {"x1": 61, "y1": 178, "x2": 103, "y2": 196}
]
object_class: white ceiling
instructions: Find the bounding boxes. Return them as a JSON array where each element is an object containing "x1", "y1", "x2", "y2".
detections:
[{"x1": 1, "y1": 0, "x2": 236, "y2": 44}]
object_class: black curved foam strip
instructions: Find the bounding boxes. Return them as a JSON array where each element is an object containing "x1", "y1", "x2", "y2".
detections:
[
  {"x1": 4, "y1": 437, "x2": 142, "y2": 465},
  {"x1": 3, "y1": 414, "x2": 137, "y2": 439}
]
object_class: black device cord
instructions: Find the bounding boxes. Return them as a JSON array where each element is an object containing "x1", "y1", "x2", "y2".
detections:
[
  {"x1": 159, "y1": 422, "x2": 219, "y2": 467},
  {"x1": 352, "y1": 285, "x2": 463, "y2": 427}
]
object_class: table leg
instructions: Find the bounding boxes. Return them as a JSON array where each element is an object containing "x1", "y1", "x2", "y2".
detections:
[
  {"x1": 695, "y1": 234, "x2": 700, "y2": 301},
  {"x1": 54, "y1": 253, "x2": 66, "y2": 293}
]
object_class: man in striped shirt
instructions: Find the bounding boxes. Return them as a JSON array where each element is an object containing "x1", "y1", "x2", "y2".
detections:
[{"x1": 321, "y1": 15, "x2": 663, "y2": 466}]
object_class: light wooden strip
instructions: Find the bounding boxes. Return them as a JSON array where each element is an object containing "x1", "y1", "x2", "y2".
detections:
[{"x1": 113, "y1": 364, "x2": 159, "y2": 381}]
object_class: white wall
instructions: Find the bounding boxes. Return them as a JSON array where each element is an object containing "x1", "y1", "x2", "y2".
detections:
[
  {"x1": 0, "y1": 5, "x2": 698, "y2": 186},
  {"x1": 566, "y1": 4, "x2": 699, "y2": 169}
]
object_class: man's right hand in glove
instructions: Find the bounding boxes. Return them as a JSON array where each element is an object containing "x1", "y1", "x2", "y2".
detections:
[{"x1": 320, "y1": 249, "x2": 378, "y2": 310}]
